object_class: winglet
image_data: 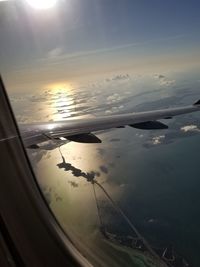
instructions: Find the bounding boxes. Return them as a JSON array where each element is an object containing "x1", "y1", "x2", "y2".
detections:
[{"x1": 194, "y1": 99, "x2": 200, "y2": 106}]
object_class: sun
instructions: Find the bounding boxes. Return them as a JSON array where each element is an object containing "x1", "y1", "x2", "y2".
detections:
[{"x1": 26, "y1": 0, "x2": 57, "y2": 9}]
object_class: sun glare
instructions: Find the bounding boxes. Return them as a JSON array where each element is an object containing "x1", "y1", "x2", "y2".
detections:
[{"x1": 26, "y1": 0, "x2": 57, "y2": 9}]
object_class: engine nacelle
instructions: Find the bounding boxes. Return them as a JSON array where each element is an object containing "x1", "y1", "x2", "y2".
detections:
[
  {"x1": 67, "y1": 133, "x2": 102, "y2": 143},
  {"x1": 130, "y1": 121, "x2": 168, "y2": 130}
]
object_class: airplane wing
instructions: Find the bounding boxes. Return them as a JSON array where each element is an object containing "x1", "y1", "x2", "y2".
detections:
[{"x1": 19, "y1": 99, "x2": 200, "y2": 148}]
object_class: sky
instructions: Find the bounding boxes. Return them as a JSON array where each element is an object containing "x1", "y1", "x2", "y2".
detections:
[{"x1": 0, "y1": 0, "x2": 200, "y2": 90}]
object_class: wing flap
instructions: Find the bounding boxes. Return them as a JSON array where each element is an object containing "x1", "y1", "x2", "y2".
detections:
[
  {"x1": 66, "y1": 133, "x2": 102, "y2": 143},
  {"x1": 194, "y1": 99, "x2": 200, "y2": 106}
]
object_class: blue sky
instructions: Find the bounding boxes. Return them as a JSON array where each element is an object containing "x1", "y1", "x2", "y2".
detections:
[{"x1": 0, "y1": 0, "x2": 200, "y2": 89}]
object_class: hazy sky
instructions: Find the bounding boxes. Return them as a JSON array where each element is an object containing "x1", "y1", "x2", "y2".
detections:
[{"x1": 0, "y1": 0, "x2": 200, "y2": 90}]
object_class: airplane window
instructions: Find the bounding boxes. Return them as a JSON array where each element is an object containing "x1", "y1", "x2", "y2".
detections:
[{"x1": 1, "y1": 0, "x2": 200, "y2": 266}]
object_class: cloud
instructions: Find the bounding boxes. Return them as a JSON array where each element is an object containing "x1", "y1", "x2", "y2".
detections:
[
  {"x1": 36, "y1": 34, "x2": 185, "y2": 65},
  {"x1": 136, "y1": 133, "x2": 144, "y2": 138},
  {"x1": 107, "y1": 93, "x2": 121, "y2": 103},
  {"x1": 47, "y1": 47, "x2": 63, "y2": 59},
  {"x1": 181, "y1": 125, "x2": 200, "y2": 133},
  {"x1": 105, "y1": 105, "x2": 124, "y2": 114},
  {"x1": 99, "y1": 165, "x2": 109, "y2": 174},
  {"x1": 155, "y1": 74, "x2": 175, "y2": 86},
  {"x1": 144, "y1": 123, "x2": 200, "y2": 149},
  {"x1": 106, "y1": 74, "x2": 130, "y2": 82},
  {"x1": 105, "y1": 92, "x2": 125, "y2": 114},
  {"x1": 151, "y1": 135, "x2": 165, "y2": 145}
]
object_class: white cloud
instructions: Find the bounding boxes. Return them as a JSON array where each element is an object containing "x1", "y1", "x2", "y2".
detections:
[
  {"x1": 107, "y1": 93, "x2": 121, "y2": 104},
  {"x1": 136, "y1": 133, "x2": 144, "y2": 138},
  {"x1": 152, "y1": 135, "x2": 165, "y2": 145},
  {"x1": 181, "y1": 125, "x2": 200, "y2": 133}
]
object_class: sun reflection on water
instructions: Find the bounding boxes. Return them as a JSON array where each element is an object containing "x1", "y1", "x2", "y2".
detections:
[{"x1": 45, "y1": 82, "x2": 76, "y2": 120}]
